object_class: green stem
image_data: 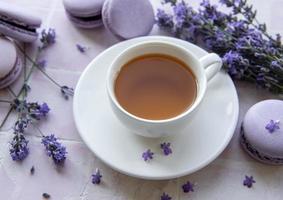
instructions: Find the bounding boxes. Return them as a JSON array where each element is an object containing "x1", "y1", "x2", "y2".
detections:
[
  {"x1": 0, "y1": 100, "x2": 12, "y2": 104},
  {"x1": 0, "y1": 44, "x2": 42, "y2": 130},
  {"x1": 16, "y1": 44, "x2": 62, "y2": 88},
  {"x1": 32, "y1": 123, "x2": 45, "y2": 137}
]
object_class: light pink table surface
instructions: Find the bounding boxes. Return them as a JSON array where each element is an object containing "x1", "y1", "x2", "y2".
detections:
[{"x1": 0, "y1": 0, "x2": 282, "y2": 199}]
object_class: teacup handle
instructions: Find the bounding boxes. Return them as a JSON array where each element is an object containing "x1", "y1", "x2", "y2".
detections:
[{"x1": 199, "y1": 53, "x2": 222, "y2": 81}]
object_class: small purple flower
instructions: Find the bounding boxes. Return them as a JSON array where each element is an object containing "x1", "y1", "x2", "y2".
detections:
[
  {"x1": 265, "y1": 120, "x2": 280, "y2": 133},
  {"x1": 160, "y1": 142, "x2": 172, "y2": 156},
  {"x1": 92, "y1": 168, "x2": 102, "y2": 184},
  {"x1": 40, "y1": 28, "x2": 56, "y2": 48},
  {"x1": 161, "y1": 193, "x2": 172, "y2": 200},
  {"x1": 182, "y1": 181, "x2": 194, "y2": 193},
  {"x1": 9, "y1": 133, "x2": 29, "y2": 161},
  {"x1": 76, "y1": 44, "x2": 88, "y2": 53},
  {"x1": 37, "y1": 59, "x2": 47, "y2": 68},
  {"x1": 39, "y1": 103, "x2": 50, "y2": 117},
  {"x1": 142, "y1": 149, "x2": 154, "y2": 162},
  {"x1": 243, "y1": 175, "x2": 255, "y2": 188},
  {"x1": 41, "y1": 134, "x2": 67, "y2": 164},
  {"x1": 61, "y1": 86, "x2": 74, "y2": 100}
]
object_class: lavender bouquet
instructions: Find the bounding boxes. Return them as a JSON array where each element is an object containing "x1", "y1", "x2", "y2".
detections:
[{"x1": 157, "y1": 0, "x2": 283, "y2": 93}]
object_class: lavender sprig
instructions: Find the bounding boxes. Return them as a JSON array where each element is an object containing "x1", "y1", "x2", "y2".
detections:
[
  {"x1": 9, "y1": 132, "x2": 29, "y2": 161},
  {"x1": 41, "y1": 134, "x2": 67, "y2": 164},
  {"x1": 40, "y1": 28, "x2": 56, "y2": 49},
  {"x1": 157, "y1": 0, "x2": 283, "y2": 93}
]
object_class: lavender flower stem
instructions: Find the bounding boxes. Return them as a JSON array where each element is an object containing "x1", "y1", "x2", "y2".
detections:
[
  {"x1": 0, "y1": 100, "x2": 12, "y2": 104},
  {"x1": 0, "y1": 108, "x2": 13, "y2": 129},
  {"x1": 15, "y1": 44, "x2": 62, "y2": 88}
]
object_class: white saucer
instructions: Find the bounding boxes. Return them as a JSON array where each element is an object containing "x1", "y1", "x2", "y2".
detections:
[{"x1": 73, "y1": 36, "x2": 239, "y2": 180}]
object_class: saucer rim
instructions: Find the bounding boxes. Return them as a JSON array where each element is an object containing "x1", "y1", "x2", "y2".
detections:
[{"x1": 73, "y1": 36, "x2": 239, "y2": 180}]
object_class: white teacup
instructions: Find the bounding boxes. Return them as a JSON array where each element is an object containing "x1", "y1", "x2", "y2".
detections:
[{"x1": 107, "y1": 40, "x2": 222, "y2": 138}]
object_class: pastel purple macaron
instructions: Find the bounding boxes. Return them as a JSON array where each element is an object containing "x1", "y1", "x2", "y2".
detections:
[
  {"x1": 0, "y1": 2, "x2": 42, "y2": 43},
  {"x1": 0, "y1": 36, "x2": 22, "y2": 89},
  {"x1": 102, "y1": 0, "x2": 155, "y2": 40},
  {"x1": 240, "y1": 100, "x2": 283, "y2": 165},
  {"x1": 63, "y1": 0, "x2": 104, "y2": 28}
]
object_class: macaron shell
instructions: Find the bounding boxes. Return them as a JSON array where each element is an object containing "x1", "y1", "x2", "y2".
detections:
[
  {"x1": 0, "y1": 57, "x2": 22, "y2": 89},
  {"x1": 102, "y1": 0, "x2": 155, "y2": 40},
  {"x1": 63, "y1": 0, "x2": 104, "y2": 17},
  {"x1": 66, "y1": 12, "x2": 103, "y2": 28},
  {"x1": 243, "y1": 100, "x2": 283, "y2": 158},
  {"x1": 0, "y1": 1, "x2": 42, "y2": 26},
  {"x1": 240, "y1": 126, "x2": 283, "y2": 165},
  {"x1": 0, "y1": 36, "x2": 17, "y2": 77},
  {"x1": 0, "y1": 23, "x2": 38, "y2": 43}
]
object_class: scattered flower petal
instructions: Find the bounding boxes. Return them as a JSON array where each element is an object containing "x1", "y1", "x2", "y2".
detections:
[
  {"x1": 182, "y1": 181, "x2": 194, "y2": 193},
  {"x1": 160, "y1": 142, "x2": 172, "y2": 156},
  {"x1": 30, "y1": 166, "x2": 35, "y2": 175},
  {"x1": 42, "y1": 193, "x2": 51, "y2": 199},
  {"x1": 76, "y1": 44, "x2": 88, "y2": 53},
  {"x1": 161, "y1": 192, "x2": 172, "y2": 200},
  {"x1": 142, "y1": 149, "x2": 154, "y2": 162},
  {"x1": 92, "y1": 168, "x2": 102, "y2": 184},
  {"x1": 243, "y1": 175, "x2": 255, "y2": 188},
  {"x1": 265, "y1": 120, "x2": 280, "y2": 133},
  {"x1": 37, "y1": 59, "x2": 47, "y2": 68}
]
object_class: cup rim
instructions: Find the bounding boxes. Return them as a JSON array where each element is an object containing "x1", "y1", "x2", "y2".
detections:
[{"x1": 106, "y1": 40, "x2": 207, "y2": 124}]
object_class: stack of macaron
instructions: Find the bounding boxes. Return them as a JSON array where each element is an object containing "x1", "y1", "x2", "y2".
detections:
[
  {"x1": 0, "y1": 2, "x2": 42, "y2": 43},
  {"x1": 0, "y1": 36, "x2": 23, "y2": 89},
  {"x1": 63, "y1": 0, "x2": 155, "y2": 40},
  {"x1": 240, "y1": 100, "x2": 283, "y2": 165},
  {"x1": 0, "y1": 2, "x2": 42, "y2": 89}
]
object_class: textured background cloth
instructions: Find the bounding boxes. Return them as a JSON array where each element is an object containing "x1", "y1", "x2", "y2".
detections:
[{"x1": 0, "y1": 0, "x2": 282, "y2": 199}]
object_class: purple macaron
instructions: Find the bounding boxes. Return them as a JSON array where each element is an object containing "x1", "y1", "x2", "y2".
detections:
[
  {"x1": 63, "y1": 0, "x2": 104, "y2": 28},
  {"x1": 0, "y1": 36, "x2": 22, "y2": 89},
  {"x1": 0, "y1": 2, "x2": 42, "y2": 43},
  {"x1": 102, "y1": 0, "x2": 155, "y2": 40},
  {"x1": 240, "y1": 100, "x2": 283, "y2": 165}
]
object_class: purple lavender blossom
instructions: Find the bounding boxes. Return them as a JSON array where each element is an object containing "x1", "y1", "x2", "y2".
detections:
[
  {"x1": 76, "y1": 44, "x2": 88, "y2": 53},
  {"x1": 37, "y1": 59, "x2": 47, "y2": 68},
  {"x1": 156, "y1": 0, "x2": 283, "y2": 93},
  {"x1": 41, "y1": 134, "x2": 67, "y2": 164},
  {"x1": 243, "y1": 175, "x2": 255, "y2": 188},
  {"x1": 156, "y1": 9, "x2": 174, "y2": 29},
  {"x1": 13, "y1": 100, "x2": 50, "y2": 121},
  {"x1": 173, "y1": 2, "x2": 187, "y2": 28},
  {"x1": 160, "y1": 142, "x2": 172, "y2": 156},
  {"x1": 38, "y1": 103, "x2": 50, "y2": 117},
  {"x1": 92, "y1": 168, "x2": 102, "y2": 184},
  {"x1": 265, "y1": 120, "x2": 280, "y2": 133},
  {"x1": 142, "y1": 149, "x2": 154, "y2": 162},
  {"x1": 161, "y1": 193, "x2": 172, "y2": 200},
  {"x1": 182, "y1": 181, "x2": 194, "y2": 193},
  {"x1": 40, "y1": 28, "x2": 56, "y2": 48},
  {"x1": 9, "y1": 133, "x2": 29, "y2": 161}
]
